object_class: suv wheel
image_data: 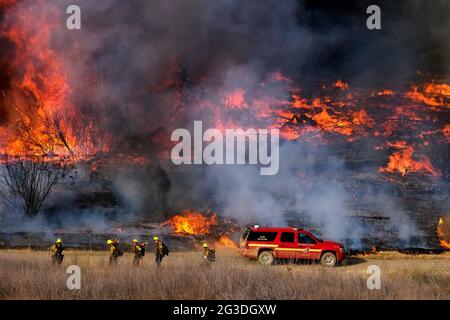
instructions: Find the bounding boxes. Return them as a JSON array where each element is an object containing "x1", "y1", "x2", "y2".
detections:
[
  {"x1": 320, "y1": 252, "x2": 337, "y2": 267},
  {"x1": 258, "y1": 251, "x2": 274, "y2": 265}
]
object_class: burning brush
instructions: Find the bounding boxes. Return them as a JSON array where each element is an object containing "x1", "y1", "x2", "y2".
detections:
[
  {"x1": 437, "y1": 215, "x2": 450, "y2": 250},
  {"x1": 379, "y1": 145, "x2": 440, "y2": 177},
  {"x1": 161, "y1": 210, "x2": 218, "y2": 235},
  {"x1": 161, "y1": 209, "x2": 239, "y2": 249}
]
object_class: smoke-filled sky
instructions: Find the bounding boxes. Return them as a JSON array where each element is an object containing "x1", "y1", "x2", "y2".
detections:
[
  {"x1": 2, "y1": 0, "x2": 449, "y2": 91},
  {"x1": 73, "y1": 0, "x2": 449, "y2": 82},
  {"x1": 1, "y1": 0, "x2": 448, "y2": 139}
]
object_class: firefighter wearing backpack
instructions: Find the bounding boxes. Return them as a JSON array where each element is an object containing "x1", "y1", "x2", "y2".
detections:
[
  {"x1": 140, "y1": 241, "x2": 146, "y2": 257},
  {"x1": 107, "y1": 239, "x2": 123, "y2": 266},
  {"x1": 50, "y1": 239, "x2": 64, "y2": 265},
  {"x1": 132, "y1": 239, "x2": 144, "y2": 265},
  {"x1": 153, "y1": 236, "x2": 169, "y2": 266},
  {"x1": 202, "y1": 243, "x2": 209, "y2": 259},
  {"x1": 202, "y1": 242, "x2": 215, "y2": 262}
]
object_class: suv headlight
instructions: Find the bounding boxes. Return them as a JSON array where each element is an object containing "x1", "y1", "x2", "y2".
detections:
[{"x1": 339, "y1": 247, "x2": 345, "y2": 253}]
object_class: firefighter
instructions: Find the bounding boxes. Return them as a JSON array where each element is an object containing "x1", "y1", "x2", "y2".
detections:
[
  {"x1": 153, "y1": 236, "x2": 169, "y2": 266},
  {"x1": 131, "y1": 239, "x2": 138, "y2": 251},
  {"x1": 140, "y1": 241, "x2": 146, "y2": 258},
  {"x1": 202, "y1": 242, "x2": 215, "y2": 262},
  {"x1": 50, "y1": 239, "x2": 64, "y2": 265},
  {"x1": 132, "y1": 239, "x2": 143, "y2": 266},
  {"x1": 202, "y1": 243, "x2": 209, "y2": 260},
  {"x1": 107, "y1": 239, "x2": 122, "y2": 266}
]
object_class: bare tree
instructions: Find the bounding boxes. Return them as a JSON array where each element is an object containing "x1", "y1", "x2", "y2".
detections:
[
  {"x1": 43, "y1": 111, "x2": 74, "y2": 156},
  {"x1": 0, "y1": 158, "x2": 66, "y2": 217},
  {"x1": 9, "y1": 99, "x2": 74, "y2": 157}
]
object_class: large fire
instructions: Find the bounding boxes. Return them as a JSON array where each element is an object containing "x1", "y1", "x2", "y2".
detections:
[
  {"x1": 437, "y1": 216, "x2": 450, "y2": 250},
  {"x1": 379, "y1": 145, "x2": 440, "y2": 177},
  {"x1": 0, "y1": 2, "x2": 447, "y2": 176},
  {"x1": 333, "y1": 80, "x2": 350, "y2": 90},
  {"x1": 216, "y1": 234, "x2": 239, "y2": 249},
  {"x1": 406, "y1": 83, "x2": 450, "y2": 108},
  {"x1": 0, "y1": 0, "x2": 110, "y2": 160},
  {"x1": 161, "y1": 210, "x2": 239, "y2": 249},
  {"x1": 0, "y1": 1, "x2": 71, "y2": 156},
  {"x1": 0, "y1": 2, "x2": 447, "y2": 168},
  {"x1": 162, "y1": 210, "x2": 218, "y2": 235},
  {"x1": 0, "y1": 0, "x2": 448, "y2": 252}
]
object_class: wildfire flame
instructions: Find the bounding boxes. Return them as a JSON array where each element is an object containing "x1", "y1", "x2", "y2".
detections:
[
  {"x1": 406, "y1": 83, "x2": 450, "y2": 108},
  {"x1": 379, "y1": 145, "x2": 440, "y2": 177},
  {"x1": 162, "y1": 210, "x2": 218, "y2": 235},
  {"x1": 216, "y1": 234, "x2": 238, "y2": 249},
  {"x1": 443, "y1": 124, "x2": 450, "y2": 143},
  {"x1": 375, "y1": 89, "x2": 395, "y2": 96},
  {"x1": 162, "y1": 210, "x2": 239, "y2": 249},
  {"x1": 0, "y1": 1, "x2": 110, "y2": 160},
  {"x1": 437, "y1": 216, "x2": 450, "y2": 250},
  {"x1": 0, "y1": 1, "x2": 72, "y2": 156},
  {"x1": 333, "y1": 80, "x2": 349, "y2": 90},
  {"x1": 0, "y1": 1, "x2": 447, "y2": 180}
]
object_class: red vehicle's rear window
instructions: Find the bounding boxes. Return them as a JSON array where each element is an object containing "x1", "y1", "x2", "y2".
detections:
[{"x1": 247, "y1": 232, "x2": 277, "y2": 241}]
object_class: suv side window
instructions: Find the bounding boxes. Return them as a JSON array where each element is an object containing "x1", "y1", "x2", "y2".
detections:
[
  {"x1": 280, "y1": 232, "x2": 295, "y2": 243},
  {"x1": 298, "y1": 233, "x2": 316, "y2": 244},
  {"x1": 247, "y1": 232, "x2": 277, "y2": 241}
]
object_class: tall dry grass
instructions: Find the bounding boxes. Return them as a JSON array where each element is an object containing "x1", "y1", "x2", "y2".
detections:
[{"x1": 0, "y1": 249, "x2": 449, "y2": 300}]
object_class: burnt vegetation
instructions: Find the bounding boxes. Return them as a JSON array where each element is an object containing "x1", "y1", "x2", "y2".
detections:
[
  {"x1": 0, "y1": 1, "x2": 448, "y2": 251},
  {"x1": 0, "y1": 158, "x2": 66, "y2": 217}
]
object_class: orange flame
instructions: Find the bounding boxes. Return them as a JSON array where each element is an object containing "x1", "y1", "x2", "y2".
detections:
[
  {"x1": 0, "y1": 1, "x2": 110, "y2": 160},
  {"x1": 0, "y1": 2, "x2": 447, "y2": 185},
  {"x1": 379, "y1": 145, "x2": 440, "y2": 177},
  {"x1": 0, "y1": 1, "x2": 72, "y2": 155},
  {"x1": 162, "y1": 210, "x2": 218, "y2": 235},
  {"x1": 386, "y1": 140, "x2": 408, "y2": 149},
  {"x1": 224, "y1": 89, "x2": 248, "y2": 110},
  {"x1": 376, "y1": 89, "x2": 395, "y2": 96},
  {"x1": 424, "y1": 83, "x2": 450, "y2": 96},
  {"x1": 443, "y1": 124, "x2": 450, "y2": 143},
  {"x1": 405, "y1": 83, "x2": 450, "y2": 108},
  {"x1": 333, "y1": 80, "x2": 349, "y2": 90},
  {"x1": 312, "y1": 108, "x2": 353, "y2": 136},
  {"x1": 216, "y1": 234, "x2": 238, "y2": 249},
  {"x1": 437, "y1": 216, "x2": 450, "y2": 250}
]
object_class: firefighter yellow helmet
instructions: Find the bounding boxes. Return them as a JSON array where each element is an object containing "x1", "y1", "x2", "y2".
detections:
[
  {"x1": 132, "y1": 239, "x2": 138, "y2": 243},
  {"x1": 107, "y1": 239, "x2": 113, "y2": 245},
  {"x1": 56, "y1": 239, "x2": 62, "y2": 243},
  {"x1": 202, "y1": 243, "x2": 208, "y2": 248},
  {"x1": 153, "y1": 236, "x2": 159, "y2": 241}
]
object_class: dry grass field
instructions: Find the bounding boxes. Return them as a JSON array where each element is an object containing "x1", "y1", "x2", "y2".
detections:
[{"x1": 0, "y1": 249, "x2": 449, "y2": 300}]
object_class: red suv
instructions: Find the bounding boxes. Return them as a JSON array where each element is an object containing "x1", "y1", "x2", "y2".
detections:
[{"x1": 239, "y1": 226, "x2": 345, "y2": 267}]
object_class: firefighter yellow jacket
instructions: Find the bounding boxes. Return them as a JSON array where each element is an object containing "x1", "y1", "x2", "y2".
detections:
[
  {"x1": 50, "y1": 244, "x2": 63, "y2": 254},
  {"x1": 154, "y1": 241, "x2": 164, "y2": 255},
  {"x1": 109, "y1": 245, "x2": 120, "y2": 256},
  {"x1": 133, "y1": 244, "x2": 142, "y2": 254}
]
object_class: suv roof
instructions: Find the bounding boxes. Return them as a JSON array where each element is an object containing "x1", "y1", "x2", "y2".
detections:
[{"x1": 249, "y1": 226, "x2": 303, "y2": 232}]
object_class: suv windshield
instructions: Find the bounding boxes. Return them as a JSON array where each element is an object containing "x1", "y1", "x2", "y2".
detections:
[
  {"x1": 241, "y1": 228, "x2": 251, "y2": 241},
  {"x1": 311, "y1": 233, "x2": 323, "y2": 242},
  {"x1": 298, "y1": 233, "x2": 317, "y2": 244}
]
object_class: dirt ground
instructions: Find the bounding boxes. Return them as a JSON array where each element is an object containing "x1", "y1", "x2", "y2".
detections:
[{"x1": 0, "y1": 249, "x2": 449, "y2": 300}]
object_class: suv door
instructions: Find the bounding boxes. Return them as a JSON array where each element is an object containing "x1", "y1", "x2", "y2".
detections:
[
  {"x1": 297, "y1": 232, "x2": 321, "y2": 260},
  {"x1": 275, "y1": 232, "x2": 297, "y2": 259}
]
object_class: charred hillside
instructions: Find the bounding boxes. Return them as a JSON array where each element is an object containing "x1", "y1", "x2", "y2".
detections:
[{"x1": 0, "y1": 1, "x2": 448, "y2": 250}]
